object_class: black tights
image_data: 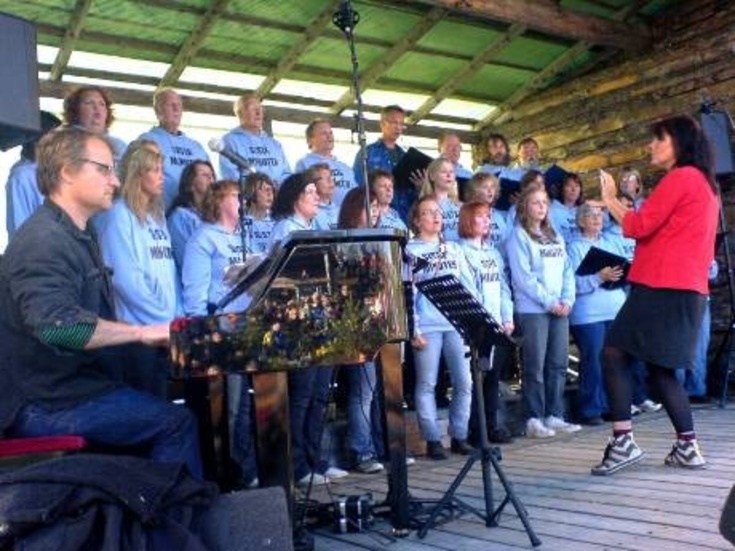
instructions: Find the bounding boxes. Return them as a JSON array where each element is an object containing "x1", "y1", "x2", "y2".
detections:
[{"x1": 602, "y1": 346, "x2": 693, "y2": 434}]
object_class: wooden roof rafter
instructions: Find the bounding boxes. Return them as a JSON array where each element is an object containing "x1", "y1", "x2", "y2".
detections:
[
  {"x1": 157, "y1": 0, "x2": 232, "y2": 90},
  {"x1": 256, "y1": 0, "x2": 343, "y2": 98},
  {"x1": 477, "y1": 0, "x2": 650, "y2": 129},
  {"x1": 406, "y1": 22, "x2": 527, "y2": 125},
  {"x1": 400, "y1": 0, "x2": 652, "y2": 50},
  {"x1": 49, "y1": 0, "x2": 94, "y2": 81},
  {"x1": 328, "y1": 5, "x2": 447, "y2": 115}
]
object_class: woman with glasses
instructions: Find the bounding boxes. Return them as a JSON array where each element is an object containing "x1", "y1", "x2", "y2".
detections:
[
  {"x1": 242, "y1": 172, "x2": 276, "y2": 254},
  {"x1": 567, "y1": 203, "x2": 628, "y2": 426},
  {"x1": 98, "y1": 141, "x2": 181, "y2": 398},
  {"x1": 167, "y1": 160, "x2": 216, "y2": 273},
  {"x1": 506, "y1": 182, "x2": 579, "y2": 438},
  {"x1": 407, "y1": 195, "x2": 475, "y2": 460},
  {"x1": 181, "y1": 179, "x2": 255, "y2": 488}
]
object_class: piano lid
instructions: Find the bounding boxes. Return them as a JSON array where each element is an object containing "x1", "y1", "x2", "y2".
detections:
[{"x1": 170, "y1": 229, "x2": 409, "y2": 377}]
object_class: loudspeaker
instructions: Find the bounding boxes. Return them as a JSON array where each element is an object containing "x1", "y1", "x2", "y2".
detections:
[
  {"x1": 701, "y1": 111, "x2": 734, "y2": 176},
  {"x1": 0, "y1": 13, "x2": 40, "y2": 150},
  {"x1": 201, "y1": 487, "x2": 294, "y2": 551},
  {"x1": 721, "y1": 484, "x2": 735, "y2": 545}
]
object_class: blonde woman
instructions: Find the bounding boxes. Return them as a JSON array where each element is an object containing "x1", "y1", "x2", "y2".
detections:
[
  {"x1": 420, "y1": 158, "x2": 462, "y2": 241},
  {"x1": 98, "y1": 141, "x2": 181, "y2": 396}
]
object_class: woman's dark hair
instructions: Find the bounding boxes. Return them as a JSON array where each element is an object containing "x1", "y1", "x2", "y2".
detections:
[
  {"x1": 555, "y1": 172, "x2": 584, "y2": 206},
  {"x1": 271, "y1": 172, "x2": 310, "y2": 220},
  {"x1": 651, "y1": 115, "x2": 716, "y2": 191},
  {"x1": 338, "y1": 187, "x2": 370, "y2": 229},
  {"x1": 166, "y1": 159, "x2": 215, "y2": 216},
  {"x1": 519, "y1": 168, "x2": 544, "y2": 190}
]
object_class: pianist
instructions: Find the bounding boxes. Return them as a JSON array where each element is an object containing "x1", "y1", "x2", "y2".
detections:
[{"x1": 0, "y1": 127, "x2": 203, "y2": 479}]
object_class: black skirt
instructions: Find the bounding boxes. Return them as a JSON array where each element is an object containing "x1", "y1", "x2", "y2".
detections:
[{"x1": 605, "y1": 284, "x2": 706, "y2": 369}]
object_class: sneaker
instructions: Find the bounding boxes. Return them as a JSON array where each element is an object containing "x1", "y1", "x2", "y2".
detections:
[
  {"x1": 526, "y1": 417, "x2": 555, "y2": 438},
  {"x1": 355, "y1": 458, "x2": 384, "y2": 474},
  {"x1": 405, "y1": 455, "x2": 416, "y2": 466},
  {"x1": 544, "y1": 415, "x2": 582, "y2": 433},
  {"x1": 591, "y1": 433, "x2": 646, "y2": 476},
  {"x1": 664, "y1": 439, "x2": 707, "y2": 469},
  {"x1": 296, "y1": 472, "x2": 329, "y2": 487},
  {"x1": 631, "y1": 404, "x2": 642, "y2": 416},
  {"x1": 324, "y1": 466, "x2": 349, "y2": 479},
  {"x1": 450, "y1": 438, "x2": 474, "y2": 455},
  {"x1": 426, "y1": 440, "x2": 448, "y2": 460},
  {"x1": 638, "y1": 399, "x2": 662, "y2": 413}
]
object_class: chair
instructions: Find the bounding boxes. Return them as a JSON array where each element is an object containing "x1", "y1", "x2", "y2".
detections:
[{"x1": 0, "y1": 435, "x2": 88, "y2": 469}]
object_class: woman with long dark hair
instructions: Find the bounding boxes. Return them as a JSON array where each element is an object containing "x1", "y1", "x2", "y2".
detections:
[{"x1": 593, "y1": 114, "x2": 719, "y2": 475}]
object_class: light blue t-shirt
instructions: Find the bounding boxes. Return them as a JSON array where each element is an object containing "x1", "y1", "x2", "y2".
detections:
[
  {"x1": 295, "y1": 152, "x2": 358, "y2": 207},
  {"x1": 219, "y1": 127, "x2": 291, "y2": 185},
  {"x1": 5, "y1": 159, "x2": 42, "y2": 238}
]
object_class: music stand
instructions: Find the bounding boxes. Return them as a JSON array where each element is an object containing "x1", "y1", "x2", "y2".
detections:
[{"x1": 414, "y1": 274, "x2": 541, "y2": 547}]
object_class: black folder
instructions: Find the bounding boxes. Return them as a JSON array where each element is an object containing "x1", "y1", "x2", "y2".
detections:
[
  {"x1": 576, "y1": 246, "x2": 631, "y2": 290},
  {"x1": 496, "y1": 178, "x2": 520, "y2": 211},
  {"x1": 392, "y1": 147, "x2": 433, "y2": 189},
  {"x1": 544, "y1": 164, "x2": 569, "y2": 191}
]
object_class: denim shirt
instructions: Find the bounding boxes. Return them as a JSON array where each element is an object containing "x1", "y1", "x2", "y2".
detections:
[{"x1": 0, "y1": 201, "x2": 121, "y2": 431}]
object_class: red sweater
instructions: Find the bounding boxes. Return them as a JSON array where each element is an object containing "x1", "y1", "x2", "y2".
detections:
[{"x1": 623, "y1": 166, "x2": 718, "y2": 294}]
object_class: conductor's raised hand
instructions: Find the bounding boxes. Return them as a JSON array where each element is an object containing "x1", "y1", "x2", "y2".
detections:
[{"x1": 599, "y1": 169, "x2": 617, "y2": 202}]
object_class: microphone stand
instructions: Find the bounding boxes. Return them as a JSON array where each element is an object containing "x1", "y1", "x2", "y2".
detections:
[
  {"x1": 333, "y1": 1, "x2": 372, "y2": 224},
  {"x1": 238, "y1": 168, "x2": 252, "y2": 265}
]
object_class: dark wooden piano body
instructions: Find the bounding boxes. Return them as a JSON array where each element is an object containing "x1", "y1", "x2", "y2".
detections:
[{"x1": 170, "y1": 229, "x2": 410, "y2": 530}]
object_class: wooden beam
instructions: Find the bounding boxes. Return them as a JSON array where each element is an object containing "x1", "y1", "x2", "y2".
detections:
[
  {"x1": 406, "y1": 23, "x2": 526, "y2": 125},
  {"x1": 38, "y1": 79, "x2": 477, "y2": 142},
  {"x1": 158, "y1": 0, "x2": 232, "y2": 89},
  {"x1": 328, "y1": 6, "x2": 446, "y2": 115},
  {"x1": 398, "y1": 0, "x2": 651, "y2": 50},
  {"x1": 49, "y1": 0, "x2": 94, "y2": 81},
  {"x1": 256, "y1": 0, "x2": 342, "y2": 98},
  {"x1": 476, "y1": 0, "x2": 650, "y2": 129}
]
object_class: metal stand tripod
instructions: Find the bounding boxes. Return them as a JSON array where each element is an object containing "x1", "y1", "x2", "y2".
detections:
[{"x1": 414, "y1": 275, "x2": 541, "y2": 547}]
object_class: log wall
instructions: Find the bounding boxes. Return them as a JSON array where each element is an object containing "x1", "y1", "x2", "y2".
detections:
[{"x1": 476, "y1": 0, "x2": 735, "y2": 192}]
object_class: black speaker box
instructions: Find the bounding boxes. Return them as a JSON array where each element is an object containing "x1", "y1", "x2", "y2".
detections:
[
  {"x1": 721, "y1": 484, "x2": 735, "y2": 546},
  {"x1": 701, "y1": 111, "x2": 734, "y2": 176}
]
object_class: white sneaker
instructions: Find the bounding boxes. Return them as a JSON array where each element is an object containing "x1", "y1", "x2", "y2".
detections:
[
  {"x1": 296, "y1": 472, "x2": 329, "y2": 487},
  {"x1": 638, "y1": 399, "x2": 662, "y2": 413},
  {"x1": 631, "y1": 404, "x2": 642, "y2": 416},
  {"x1": 526, "y1": 417, "x2": 555, "y2": 438},
  {"x1": 324, "y1": 467, "x2": 349, "y2": 479},
  {"x1": 544, "y1": 415, "x2": 582, "y2": 433}
]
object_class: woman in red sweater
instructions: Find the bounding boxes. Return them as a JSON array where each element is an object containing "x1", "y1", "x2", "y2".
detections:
[{"x1": 592, "y1": 115, "x2": 719, "y2": 476}]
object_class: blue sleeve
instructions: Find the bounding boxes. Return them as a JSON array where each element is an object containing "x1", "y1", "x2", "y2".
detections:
[
  {"x1": 568, "y1": 242, "x2": 601, "y2": 296},
  {"x1": 7, "y1": 167, "x2": 42, "y2": 236},
  {"x1": 168, "y1": 209, "x2": 198, "y2": 271},
  {"x1": 353, "y1": 149, "x2": 365, "y2": 186},
  {"x1": 274, "y1": 141, "x2": 292, "y2": 183},
  {"x1": 181, "y1": 234, "x2": 213, "y2": 316},
  {"x1": 219, "y1": 134, "x2": 239, "y2": 180},
  {"x1": 497, "y1": 254, "x2": 514, "y2": 324},
  {"x1": 294, "y1": 158, "x2": 307, "y2": 173},
  {"x1": 506, "y1": 230, "x2": 556, "y2": 311}
]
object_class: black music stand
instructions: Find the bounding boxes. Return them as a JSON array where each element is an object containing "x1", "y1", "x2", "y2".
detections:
[{"x1": 414, "y1": 275, "x2": 541, "y2": 547}]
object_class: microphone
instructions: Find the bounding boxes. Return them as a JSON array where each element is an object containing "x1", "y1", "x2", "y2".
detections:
[{"x1": 208, "y1": 137, "x2": 252, "y2": 173}]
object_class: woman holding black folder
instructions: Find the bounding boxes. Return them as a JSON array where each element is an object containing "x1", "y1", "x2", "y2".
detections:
[
  {"x1": 567, "y1": 204, "x2": 628, "y2": 426},
  {"x1": 592, "y1": 115, "x2": 719, "y2": 475}
]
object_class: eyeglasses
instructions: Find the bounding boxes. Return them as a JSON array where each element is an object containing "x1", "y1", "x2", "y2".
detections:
[
  {"x1": 420, "y1": 209, "x2": 442, "y2": 217},
  {"x1": 80, "y1": 158, "x2": 117, "y2": 177}
]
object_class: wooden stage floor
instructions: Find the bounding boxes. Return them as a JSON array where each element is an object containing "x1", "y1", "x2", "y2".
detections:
[{"x1": 305, "y1": 404, "x2": 734, "y2": 550}]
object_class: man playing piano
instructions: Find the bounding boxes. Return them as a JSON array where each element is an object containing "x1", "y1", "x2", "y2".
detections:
[{"x1": 0, "y1": 127, "x2": 203, "y2": 479}]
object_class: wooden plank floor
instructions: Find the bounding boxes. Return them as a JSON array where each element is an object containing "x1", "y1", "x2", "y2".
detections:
[{"x1": 305, "y1": 404, "x2": 734, "y2": 550}]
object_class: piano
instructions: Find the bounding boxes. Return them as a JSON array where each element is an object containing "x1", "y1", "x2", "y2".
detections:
[{"x1": 170, "y1": 229, "x2": 410, "y2": 531}]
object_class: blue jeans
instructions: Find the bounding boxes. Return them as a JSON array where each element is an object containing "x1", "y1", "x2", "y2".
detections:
[
  {"x1": 11, "y1": 387, "x2": 203, "y2": 479},
  {"x1": 288, "y1": 367, "x2": 334, "y2": 480},
  {"x1": 676, "y1": 300, "x2": 710, "y2": 397},
  {"x1": 227, "y1": 374, "x2": 257, "y2": 485},
  {"x1": 571, "y1": 321, "x2": 610, "y2": 419},
  {"x1": 414, "y1": 330, "x2": 472, "y2": 441},
  {"x1": 516, "y1": 313, "x2": 569, "y2": 420},
  {"x1": 346, "y1": 362, "x2": 384, "y2": 463}
]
